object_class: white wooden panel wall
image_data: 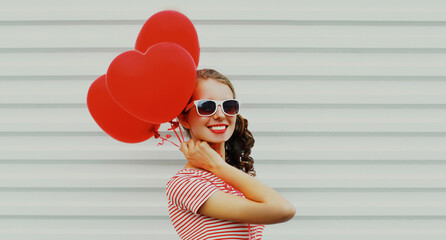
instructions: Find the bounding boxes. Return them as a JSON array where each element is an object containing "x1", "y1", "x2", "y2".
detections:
[{"x1": 1, "y1": 0, "x2": 446, "y2": 239}]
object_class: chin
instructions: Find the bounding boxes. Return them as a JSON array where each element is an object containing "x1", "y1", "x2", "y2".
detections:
[
  {"x1": 192, "y1": 127, "x2": 235, "y2": 143},
  {"x1": 199, "y1": 133, "x2": 232, "y2": 144},
  {"x1": 203, "y1": 136, "x2": 229, "y2": 144}
]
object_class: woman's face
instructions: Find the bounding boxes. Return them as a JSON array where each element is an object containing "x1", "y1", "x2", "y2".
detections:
[{"x1": 181, "y1": 78, "x2": 236, "y2": 144}]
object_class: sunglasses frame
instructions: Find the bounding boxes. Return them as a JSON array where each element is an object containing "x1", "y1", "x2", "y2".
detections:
[{"x1": 185, "y1": 99, "x2": 240, "y2": 117}]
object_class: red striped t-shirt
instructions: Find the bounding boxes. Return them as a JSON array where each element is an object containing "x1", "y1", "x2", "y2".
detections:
[{"x1": 166, "y1": 168, "x2": 265, "y2": 240}]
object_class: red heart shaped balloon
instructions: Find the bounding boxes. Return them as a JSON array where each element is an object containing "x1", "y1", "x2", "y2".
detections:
[
  {"x1": 106, "y1": 42, "x2": 196, "y2": 123},
  {"x1": 87, "y1": 74, "x2": 160, "y2": 143},
  {"x1": 135, "y1": 10, "x2": 200, "y2": 67}
]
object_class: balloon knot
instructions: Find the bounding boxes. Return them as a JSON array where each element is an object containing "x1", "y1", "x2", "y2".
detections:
[
  {"x1": 154, "y1": 131, "x2": 161, "y2": 139},
  {"x1": 168, "y1": 120, "x2": 180, "y2": 130}
]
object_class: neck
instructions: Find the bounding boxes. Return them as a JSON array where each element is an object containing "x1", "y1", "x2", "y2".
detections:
[{"x1": 209, "y1": 142, "x2": 225, "y2": 159}]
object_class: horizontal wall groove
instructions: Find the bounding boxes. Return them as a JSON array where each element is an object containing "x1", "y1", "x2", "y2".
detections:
[
  {"x1": 4, "y1": 47, "x2": 446, "y2": 54},
  {"x1": 1, "y1": 75, "x2": 446, "y2": 81},
  {"x1": 0, "y1": 47, "x2": 303, "y2": 53},
  {"x1": 0, "y1": 48, "x2": 131, "y2": 53},
  {"x1": 0, "y1": 20, "x2": 144, "y2": 26},
  {"x1": 255, "y1": 132, "x2": 446, "y2": 137},
  {"x1": 0, "y1": 160, "x2": 185, "y2": 164},
  {"x1": 2, "y1": 160, "x2": 446, "y2": 165},
  {"x1": 203, "y1": 20, "x2": 446, "y2": 26},
  {"x1": 228, "y1": 75, "x2": 446, "y2": 81},
  {"x1": 0, "y1": 75, "x2": 97, "y2": 81},
  {"x1": 0, "y1": 215, "x2": 444, "y2": 220},
  {"x1": 3, "y1": 19, "x2": 446, "y2": 26},
  {"x1": 2, "y1": 103, "x2": 446, "y2": 109},
  {"x1": 0, "y1": 19, "x2": 302, "y2": 26},
  {"x1": 292, "y1": 216, "x2": 446, "y2": 220},
  {"x1": 206, "y1": 48, "x2": 446, "y2": 54},
  {"x1": 279, "y1": 188, "x2": 446, "y2": 192},
  {"x1": 0, "y1": 215, "x2": 168, "y2": 220},
  {"x1": 257, "y1": 160, "x2": 446, "y2": 165},
  {"x1": 0, "y1": 187, "x2": 162, "y2": 192},
  {"x1": 246, "y1": 104, "x2": 446, "y2": 109},
  {"x1": 0, "y1": 104, "x2": 86, "y2": 109},
  {"x1": 1, "y1": 187, "x2": 445, "y2": 193},
  {"x1": 2, "y1": 131, "x2": 446, "y2": 137}
]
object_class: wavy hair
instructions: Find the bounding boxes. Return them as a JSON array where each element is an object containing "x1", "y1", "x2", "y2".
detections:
[
  {"x1": 184, "y1": 69, "x2": 256, "y2": 176},
  {"x1": 225, "y1": 114, "x2": 256, "y2": 176}
]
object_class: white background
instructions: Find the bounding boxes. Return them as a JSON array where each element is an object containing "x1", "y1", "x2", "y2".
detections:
[{"x1": 1, "y1": 0, "x2": 446, "y2": 239}]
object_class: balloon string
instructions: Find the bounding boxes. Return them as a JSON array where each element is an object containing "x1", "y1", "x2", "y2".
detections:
[
  {"x1": 158, "y1": 136, "x2": 180, "y2": 148},
  {"x1": 155, "y1": 121, "x2": 187, "y2": 148},
  {"x1": 154, "y1": 131, "x2": 180, "y2": 148},
  {"x1": 179, "y1": 125, "x2": 185, "y2": 142},
  {"x1": 169, "y1": 121, "x2": 183, "y2": 145},
  {"x1": 172, "y1": 125, "x2": 182, "y2": 144}
]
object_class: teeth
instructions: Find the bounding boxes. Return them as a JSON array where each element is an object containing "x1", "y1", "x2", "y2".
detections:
[{"x1": 209, "y1": 126, "x2": 226, "y2": 130}]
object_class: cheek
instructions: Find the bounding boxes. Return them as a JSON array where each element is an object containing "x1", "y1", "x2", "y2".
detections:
[
  {"x1": 227, "y1": 117, "x2": 237, "y2": 133},
  {"x1": 186, "y1": 112, "x2": 203, "y2": 127},
  {"x1": 188, "y1": 116, "x2": 208, "y2": 133}
]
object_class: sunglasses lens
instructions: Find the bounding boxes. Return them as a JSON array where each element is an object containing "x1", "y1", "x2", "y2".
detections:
[
  {"x1": 223, "y1": 100, "x2": 239, "y2": 115},
  {"x1": 197, "y1": 100, "x2": 216, "y2": 116}
]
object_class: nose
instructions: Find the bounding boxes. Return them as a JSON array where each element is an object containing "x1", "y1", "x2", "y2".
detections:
[{"x1": 213, "y1": 105, "x2": 225, "y2": 120}]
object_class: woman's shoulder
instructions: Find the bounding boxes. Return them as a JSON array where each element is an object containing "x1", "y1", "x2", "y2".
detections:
[
  {"x1": 165, "y1": 168, "x2": 222, "y2": 199},
  {"x1": 167, "y1": 168, "x2": 214, "y2": 185},
  {"x1": 173, "y1": 168, "x2": 208, "y2": 176}
]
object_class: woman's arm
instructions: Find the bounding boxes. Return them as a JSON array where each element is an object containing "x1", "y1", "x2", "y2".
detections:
[{"x1": 180, "y1": 139, "x2": 296, "y2": 224}]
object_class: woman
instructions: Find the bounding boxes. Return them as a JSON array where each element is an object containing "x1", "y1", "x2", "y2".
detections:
[{"x1": 166, "y1": 69, "x2": 295, "y2": 239}]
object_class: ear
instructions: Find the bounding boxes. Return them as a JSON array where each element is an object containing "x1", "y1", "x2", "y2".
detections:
[{"x1": 177, "y1": 112, "x2": 191, "y2": 129}]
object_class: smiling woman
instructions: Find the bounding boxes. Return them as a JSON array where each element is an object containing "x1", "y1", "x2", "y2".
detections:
[
  {"x1": 180, "y1": 69, "x2": 254, "y2": 175},
  {"x1": 166, "y1": 69, "x2": 295, "y2": 240}
]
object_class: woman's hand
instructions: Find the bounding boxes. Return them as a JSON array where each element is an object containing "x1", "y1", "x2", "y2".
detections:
[{"x1": 180, "y1": 139, "x2": 225, "y2": 172}]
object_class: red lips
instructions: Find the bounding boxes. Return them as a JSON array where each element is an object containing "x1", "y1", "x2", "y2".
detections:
[{"x1": 207, "y1": 124, "x2": 228, "y2": 134}]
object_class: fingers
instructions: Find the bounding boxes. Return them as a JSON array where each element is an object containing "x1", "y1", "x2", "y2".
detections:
[
  {"x1": 180, "y1": 141, "x2": 187, "y2": 154},
  {"x1": 180, "y1": 139, "x2": 213, "y2": 156},
  {"x1": 188, "y1": 139, "x2": 196, "y2": 149},
  {"x1": 200, "y1": 141, "x2": 209, "y2": 148},
  {"x1": 180, "y1": 139, "x2": 201, "y2": 154}
]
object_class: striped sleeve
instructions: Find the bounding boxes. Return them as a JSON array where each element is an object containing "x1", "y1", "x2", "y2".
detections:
[{"x1": 166, "y1": 174, "x2": 219, "y2": 214}]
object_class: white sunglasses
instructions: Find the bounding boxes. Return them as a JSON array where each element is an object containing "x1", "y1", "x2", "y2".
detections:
[{"x1": 185, "y1": 99, "x2": 240, "y2": 116}]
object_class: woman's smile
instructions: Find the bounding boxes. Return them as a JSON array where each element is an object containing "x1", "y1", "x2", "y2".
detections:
[{"x1": 208, "y1": 124, "x2": 228, "y2": 133}]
